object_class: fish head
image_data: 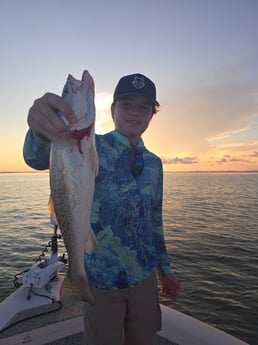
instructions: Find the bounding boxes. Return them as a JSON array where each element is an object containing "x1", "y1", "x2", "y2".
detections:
[{"x1": 62, "y1": 70, "x2": 95, "y2": 131}]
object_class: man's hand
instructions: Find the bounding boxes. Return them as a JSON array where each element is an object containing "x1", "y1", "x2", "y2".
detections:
[
  {"x1": 27, "y1": 93, "x2": 75, "y2": 141},
  {"x1": 160, "y1": 273, "x2": 183, "y2": 301}
]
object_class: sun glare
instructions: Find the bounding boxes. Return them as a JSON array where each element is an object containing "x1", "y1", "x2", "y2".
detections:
[{"x1": 95, "y1": 92, "x2": 113, "y2": 134}]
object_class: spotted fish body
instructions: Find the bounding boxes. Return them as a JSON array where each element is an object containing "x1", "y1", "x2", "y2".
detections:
[{"x1": 49, "y1": 70, "x2": 98, "y2": 304}]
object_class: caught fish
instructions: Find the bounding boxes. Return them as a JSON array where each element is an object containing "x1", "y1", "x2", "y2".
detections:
[{"x1": 49, "y1": 70, "x2": 98, "y2": 304}]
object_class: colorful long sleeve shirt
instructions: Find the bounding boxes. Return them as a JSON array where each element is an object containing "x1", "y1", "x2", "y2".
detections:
[{"x1": 23, "y1": 129, "x2": 172, "y2": 289}]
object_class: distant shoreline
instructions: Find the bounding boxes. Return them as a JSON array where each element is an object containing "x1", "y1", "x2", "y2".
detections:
[
  {"x1": 1, "y1": 170, "x2": 258, "y2": 174},
  {"x1": 164, "y1": 170, "x2": 258, "y2": 173}
]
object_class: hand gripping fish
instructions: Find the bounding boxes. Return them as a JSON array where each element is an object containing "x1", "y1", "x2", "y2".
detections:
[{"x1": 49, "y1": 70, "x2": 98, "y2": 304}]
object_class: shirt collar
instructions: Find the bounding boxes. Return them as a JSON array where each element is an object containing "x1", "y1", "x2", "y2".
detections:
[{"x1": 111, "y1": 130, "x2": 144, "y2": 148}]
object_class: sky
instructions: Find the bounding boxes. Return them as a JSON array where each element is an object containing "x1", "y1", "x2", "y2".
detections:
[{"x1": 1, "y1": 0, "x2": 258, "y2": 172}]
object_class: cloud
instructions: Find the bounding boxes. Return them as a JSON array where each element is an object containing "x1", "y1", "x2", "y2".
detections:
[
  {"x1": 249, "y1": 151, "x2": 258, "y2": 158},
  {"x1": 154, "y1": 61, "x2": 258, "y2": 158},
  {"x1": 162, "y1": 156, "x2": 199, "y2": 165},
  {"x1": 215, "y1": 155, "x2": 250, "y2": 165}
]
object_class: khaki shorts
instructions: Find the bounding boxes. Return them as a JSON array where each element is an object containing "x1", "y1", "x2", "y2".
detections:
[{"x1": 84, "y1": 271, "x2": 161, "y2": 345}]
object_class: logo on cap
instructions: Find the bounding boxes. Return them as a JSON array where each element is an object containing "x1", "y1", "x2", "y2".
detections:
[{"x1": 132, "y1": 76, "x2": 145, "y2": 89}]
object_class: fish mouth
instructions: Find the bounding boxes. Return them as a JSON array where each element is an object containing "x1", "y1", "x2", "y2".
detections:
[{"x1": 70, "y1": 116, "x2": 94, "y2": 131}]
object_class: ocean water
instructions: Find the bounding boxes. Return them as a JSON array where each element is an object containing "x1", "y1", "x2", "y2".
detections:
[{"x1": 0, "y1": 172, "x2": 257, "y2": 344}]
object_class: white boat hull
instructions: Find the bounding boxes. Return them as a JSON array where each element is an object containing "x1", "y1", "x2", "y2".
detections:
[
  {"x1": 0, "y1": 280, "x2": 248, "y2": 345},
  {"x1": 158, "y1": 305, "x2": 248, "y2": 345}
]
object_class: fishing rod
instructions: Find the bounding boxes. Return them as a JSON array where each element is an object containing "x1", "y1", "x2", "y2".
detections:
[
  {"x1": 14, "y1": 219, "x2": 67, "y2": 293},
  {"x1": 0, "y1": 221, "x2": 68, "y2": 333}
]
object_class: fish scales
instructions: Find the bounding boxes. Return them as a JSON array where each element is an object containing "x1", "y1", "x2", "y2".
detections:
[{"x1": 49, "y1": 70, "x2": 98, "y2": 304}]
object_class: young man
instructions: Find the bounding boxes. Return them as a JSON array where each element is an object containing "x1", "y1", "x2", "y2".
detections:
[{"x1": 23, "y1": 73, "x2": 182, "y2": 345}]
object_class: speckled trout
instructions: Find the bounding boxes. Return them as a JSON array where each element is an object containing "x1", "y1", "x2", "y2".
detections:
[{"x1": 49, "y1": 70, "x2": 98, "y2": 304}]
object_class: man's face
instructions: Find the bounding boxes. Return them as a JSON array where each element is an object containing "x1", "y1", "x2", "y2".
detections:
[{"x1": 111, "y1": 96, "x2": 153, "y2": 145}]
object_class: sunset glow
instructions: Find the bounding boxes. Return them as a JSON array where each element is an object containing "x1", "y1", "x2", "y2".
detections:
[{"x1": 1, "y1": 1, "x2": 257, "y2": 172}]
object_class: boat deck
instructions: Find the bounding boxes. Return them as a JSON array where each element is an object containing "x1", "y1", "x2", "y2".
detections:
[{"x1": 0, "y1": 297, "x2": 176, "y2": 345}]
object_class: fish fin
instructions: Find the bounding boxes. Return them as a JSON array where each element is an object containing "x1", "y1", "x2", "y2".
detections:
[
  {"x1": 60, "y1": 273, "x2": 95, "y2": 305},
  {"x1": 95, "y1": 149, "x2": 99, "y2": 177},
  {"x1": 85, "y1": 227, "x2": 98, "y2": 254},
  {"x1": 90, "y1": 142, "x2": 99, "y2": 177},
  {"x1": 47, "y1": 195, "x2": 58, "y2": 226}
]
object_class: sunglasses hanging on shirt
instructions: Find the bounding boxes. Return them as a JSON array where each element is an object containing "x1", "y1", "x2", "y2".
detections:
[{"x1": 132, "y1": 146, "x2": 144, "y2": 178}]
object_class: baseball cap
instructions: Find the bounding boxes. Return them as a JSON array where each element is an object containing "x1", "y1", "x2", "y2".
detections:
[{"x1": 113, "y1": 73, "x2": 159, "y2": 106}]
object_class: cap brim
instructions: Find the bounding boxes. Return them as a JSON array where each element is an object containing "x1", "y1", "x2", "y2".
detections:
[{"x1": 115, "y1": 92, "x2": 159, "y2": 106}]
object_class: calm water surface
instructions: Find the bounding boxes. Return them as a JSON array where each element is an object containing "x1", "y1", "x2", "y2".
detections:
[{"x1": 0, "y1": 172, "x2": 257, "y2": 344}]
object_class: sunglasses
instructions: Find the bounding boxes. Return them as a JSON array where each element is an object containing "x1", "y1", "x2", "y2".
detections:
[{"x1": 132, "y1": 146, "x2": 144, "y2": 178}]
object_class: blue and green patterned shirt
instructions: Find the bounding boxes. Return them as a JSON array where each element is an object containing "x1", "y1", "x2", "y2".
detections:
[{"x1": 23, "y1": 129, "x2": 172, "y2": 289}]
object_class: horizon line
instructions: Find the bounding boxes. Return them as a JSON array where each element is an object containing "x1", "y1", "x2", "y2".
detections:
[{"x1": 1, "y1": 170, "x2": 258, "y2": 174}]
